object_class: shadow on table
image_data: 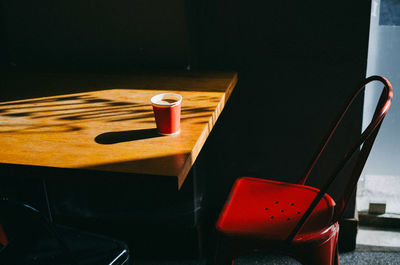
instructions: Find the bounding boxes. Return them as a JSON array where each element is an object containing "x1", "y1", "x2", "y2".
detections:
[
  {"x1": 0, "y1": 90, "x2": 215, "y2": 134},
  {"x1": 95, "y1": 128, "x2": 162, "y2": 144}
]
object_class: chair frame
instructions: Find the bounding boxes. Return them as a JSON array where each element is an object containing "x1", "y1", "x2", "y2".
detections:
[
  {"x1": 287, "y1": 75, "x2": 392, "y2": 243},
  {"x1": 212, "y1": 75, "x2": 393, "y2": 265}
]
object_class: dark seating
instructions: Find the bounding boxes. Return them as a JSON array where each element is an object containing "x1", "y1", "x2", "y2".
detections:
[{"x1": 0, "y1": 199, "x2": 130, "y2": 265}]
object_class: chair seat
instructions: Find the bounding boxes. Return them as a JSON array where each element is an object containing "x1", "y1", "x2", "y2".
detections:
[{"x1": 216, "y1": 177, "x2": 336, "y2": 243}]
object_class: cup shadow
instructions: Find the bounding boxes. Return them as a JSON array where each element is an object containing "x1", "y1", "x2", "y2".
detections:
[{"x1": 95, "y1": 128, "x2": 162, "y2": 144}]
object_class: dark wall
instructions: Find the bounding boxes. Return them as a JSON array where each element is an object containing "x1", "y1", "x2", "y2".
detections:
[
  {"x1": 1, "y1": 0, "x2": 371, "y2": 240},
  {"x1": 1, "y1": 0, "x2": 189, "y2": 70},
  {"x1": 189, "y1": 1, "x2": 370, "y2": 71},
  {"x1": 191, "y1": 0, "x2": 371, "y2": 221}
]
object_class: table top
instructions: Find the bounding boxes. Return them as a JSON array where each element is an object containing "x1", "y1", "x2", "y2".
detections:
[{"x1": 0, "y1": 70, "x2": 237, "y2": 189}]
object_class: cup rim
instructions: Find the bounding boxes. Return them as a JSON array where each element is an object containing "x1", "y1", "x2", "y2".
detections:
[{"x1": 151, "y1": 93, "x2": 182, "y2": 107}]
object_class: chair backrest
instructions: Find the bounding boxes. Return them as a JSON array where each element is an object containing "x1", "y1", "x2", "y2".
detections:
[{"x1": 286, "y1": 75, "x2": 393, "y2": 243}]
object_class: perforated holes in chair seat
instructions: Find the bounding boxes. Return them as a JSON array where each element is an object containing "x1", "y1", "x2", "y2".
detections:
[{"x1": 216, "y1": 177, "x2": 335, "y2": 241}]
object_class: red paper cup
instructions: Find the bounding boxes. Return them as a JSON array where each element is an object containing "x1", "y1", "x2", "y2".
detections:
[{"x1": 151, "y1": 93, "x2": 182, "y2": 135}]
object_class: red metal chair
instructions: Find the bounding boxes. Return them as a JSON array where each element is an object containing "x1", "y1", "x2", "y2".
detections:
[{"x1": 211, "y1": 76, "x2": 393, "y2": 265}]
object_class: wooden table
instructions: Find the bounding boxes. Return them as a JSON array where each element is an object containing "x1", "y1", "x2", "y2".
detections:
[
  {"x1": 0, "y1": 70, "x2": 237, "y2": 189},
  {"x1": 0, "y1": 70, "x2": 237, "y2": 257}
]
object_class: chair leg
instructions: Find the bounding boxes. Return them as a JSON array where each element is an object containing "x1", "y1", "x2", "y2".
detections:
[
  {"x1": 294, "y1": 231, "x2": 340, "y2": 265},
  {"x1": 334, "y1": 243, "x2": 340, "y2": 265}
]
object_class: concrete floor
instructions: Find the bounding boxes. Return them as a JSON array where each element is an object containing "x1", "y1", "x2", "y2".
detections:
[
  {"x1": 135, "y1": 226, "x2": 400, "y2": 265},
  {"x1": 133, "y1": 227, "x2": 400, "y2": 264},
  {"x1": 135, "y1": 247, "x2": 400, "y2": 265}
]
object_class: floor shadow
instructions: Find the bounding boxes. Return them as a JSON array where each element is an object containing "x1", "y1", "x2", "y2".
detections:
[{"x1": 95, "y1": 128, "x2": 162, "y2": 144}]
